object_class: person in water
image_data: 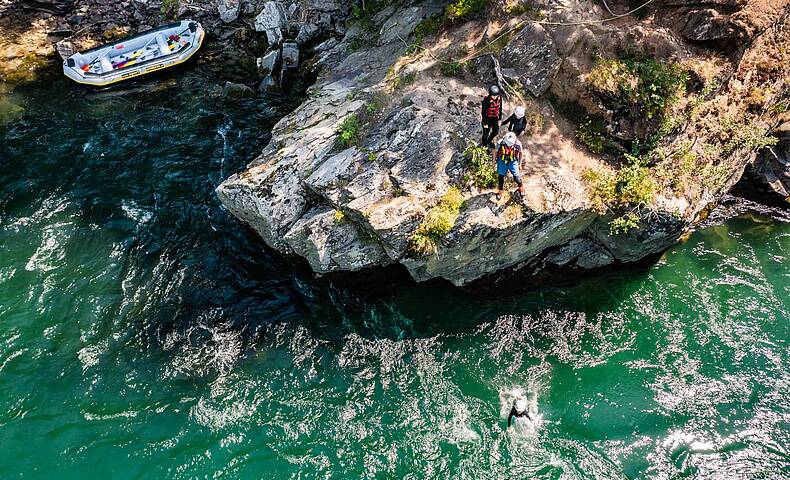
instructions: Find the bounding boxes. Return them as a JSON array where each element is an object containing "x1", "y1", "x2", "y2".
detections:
[
  {"x1": 493, "y1": 131, "x2": 524, "y2": 201},
  {"x1": 508, "y1": 395, "x2": 532, "y2": 427},
  {"x1": 481, "y1": 85, "x2": 503, "y2": 148},
  {"x1": 502, "y1": 105, "x2": 528, "y2": 138}
]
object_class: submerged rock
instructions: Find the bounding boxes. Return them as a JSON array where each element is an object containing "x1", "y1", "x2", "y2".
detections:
[{"x1": 222, "y1": 81, "x2": 256, "y2": 98}]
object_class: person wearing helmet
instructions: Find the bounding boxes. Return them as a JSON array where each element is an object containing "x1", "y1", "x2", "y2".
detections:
[
  {"x1": 502, "y1": 105, "x2": 528, "y2": 138},
  {"x1": 481, "y1": 85, "x2": 503, "y2": 148},
  {"x1": 508, "y1": 395, "x2": 532, "y2": 427},
  {"x1": 493, "y1": 131, "x2": 524, "y2": 201}
]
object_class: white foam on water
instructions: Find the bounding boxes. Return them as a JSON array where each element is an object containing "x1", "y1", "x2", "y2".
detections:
[
  {"x1": 25, "y1": 222, "x2": 73, "y2": 272},
  {"x1": 121, "y1": 199, "x2": 153, "y2": 225}
]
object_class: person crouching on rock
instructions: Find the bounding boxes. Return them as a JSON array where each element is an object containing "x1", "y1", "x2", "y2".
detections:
[
  {"x1": 502, "y1": 105, "x2": 528, "y2": 138},
  {"x1": 481, "y1": 85, "x2": 503, "y2": 148},
  {"x1": 494, "y1": 131, "x2": 524, "y2": 201}
]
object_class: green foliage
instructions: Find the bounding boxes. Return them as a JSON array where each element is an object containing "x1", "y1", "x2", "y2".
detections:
[
  {"x1": 587, "y1": 56, "x2": 689, "y2": 120},
  {"x1": 503, "y1": 1, "x2": 541, "y2": 16},
  {"x1": 445, "y1": 0, "x2": 490, "y2": 22},
  {"x1": 367, "y1": 151, "x2": 377, "y2": 162},
  {"x1": 582, "y1": 155, "x2": 656, "y2": 234},
  {"x1": 352, "y1": 0, "x2": 392, "y2": 30},
  {"x1": 334, "y1": 210, "x2": 346, "y2": 223},
  {"x1": 414, "y1": 14, "x2": 443, "y2": 38},
  {"x1": 464, "y1": 141, "x2": 497, "y2": 189},
  {"x1": 161, "y1": 0, "x2": 178, "y2": 17},
  {"x1": 440, "y1": 61, "x2": 465, "y2": 77},
  {"x1": 337, "y1": 114, "x2": 360, "y2": 148},
  {"x1": 390, "y1": 71, "x2": 416, "y2": 91},
  {"x1": 408, "y1": 187, "x2": 465, "y2": 256},
  {"x1": 576, "y1": 115, "x2": 606, "y2": 153},
  {"x1": 719, "y1": 117, "x2": 778, "y2": 155}
]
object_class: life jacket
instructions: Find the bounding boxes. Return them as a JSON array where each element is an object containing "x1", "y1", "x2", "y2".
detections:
[
  {"x1": 485, "y1": 95, "x2": 501, "y2": 119},
  {"x1": 497, "y1": 143, "x2": 520, "y2": 163}
]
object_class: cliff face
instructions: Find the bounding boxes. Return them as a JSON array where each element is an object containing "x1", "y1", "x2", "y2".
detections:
[{"x1": 215, "y1": 0, "x2": 788, "y2": 286}]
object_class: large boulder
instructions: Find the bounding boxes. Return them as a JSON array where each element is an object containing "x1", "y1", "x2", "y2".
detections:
[
  {"x1": 217, "y1": 0, "x2": 240, "y2": 23},
  {"x1": 500, "y1": 23, "x2": 561, "y2": 96},
  {"x1": 281, "y1": 41, "x2": 299, "y2": 70},
  {"x1": 254, "y1": 1, "x2": 288, "y2": 46},
  {"x1": 283, "y1": 206, "x2": 391, "y2": 273},
  {"x1": 746, "y1": 121, "x2": 790, "y2": 200},
  {"x1": 681, "y1": 8, "x2": 742, "y2": 41}
]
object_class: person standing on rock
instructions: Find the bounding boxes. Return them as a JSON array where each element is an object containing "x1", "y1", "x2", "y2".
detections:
[
  {"x1": 481, "y1": 85, "x2": 503, "y2": 148},
  {"x1": 493, "y1": 131, "x2": 525, "y2": 202},
  {"x1": 502, "y1": 105, "x2": 528, "y2": 138}
]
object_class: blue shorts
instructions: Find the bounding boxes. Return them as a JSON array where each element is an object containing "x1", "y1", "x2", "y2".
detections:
[{"x1": 497, "y1": 159, "x2": 519, "y2": 177}]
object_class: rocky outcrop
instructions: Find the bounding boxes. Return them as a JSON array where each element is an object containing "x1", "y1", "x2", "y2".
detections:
[
  {"x1": 743, "y1": 121, "x2": 790, "y2": 201},
  {"x1": 217, "y1": 0, "x2": 789, "y2": 287}
]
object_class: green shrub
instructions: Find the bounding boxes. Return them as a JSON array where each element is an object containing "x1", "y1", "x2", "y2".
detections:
[
  {"x1": 390, "y1": 71, "x2": 416, "y2": 91},
  {"x1": 587, "y1": 56, "x2": 689, "y2": 120},
  {"x1": 582, "y1": 155, "x2": 656, "y2": 234},
  {"x1": 440, "y1": 61, "x2": 465, "y2": 77},
  {"x1": 576, "y1": 115, "x2": 606, "y2": 153},
  {"x1": 445, "y1": 0, "x2": 490, "y2": 22},
  {"x1": 337, "y1": 114, "x2": 360, "y2": 148},
  {"x1": 464, "y1": 141, "x2": 497, "y2": 189},
  {"x1": 408, "y1": 187, "x2": 465, "y2": 256}
]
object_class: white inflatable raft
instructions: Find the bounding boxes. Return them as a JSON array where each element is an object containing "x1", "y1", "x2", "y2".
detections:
[{"x1": 63, "y1": 20, "x2": 205, "y2": 86}]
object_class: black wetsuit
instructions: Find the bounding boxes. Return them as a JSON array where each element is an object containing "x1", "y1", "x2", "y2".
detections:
[
  {"x1": 507, "y1": 406, "x2": 532, "y2": 427},
  {"x1": 502, "y1": 114, "x2": 527, "y2": 137},
  {"x1": 481, "y1": 95, "x2": 503, "y2": 148}
]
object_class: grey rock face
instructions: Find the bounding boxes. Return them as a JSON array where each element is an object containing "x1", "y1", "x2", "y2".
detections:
[
  {"x1": 682, "y1": 8, "x2": 741, "y2": 41},
  {"x1": 749, "y1": 122, "x2": 790, "y2": 199},
  {"x1": 257, "y1": 49, "x2": 280, "y2": 77},
  {"x1": 254, "y1": 1, "x2": 287, "y2": 46},
  {"x1": 500, "y1": 23, "x2": 561, "y2": 96},
  {"x1": 281, "y1": 41, "x2": 299, "y2": 70},
  {"x1": 217, "y1": 0, "x2": 240, "y2": 23},
  {"x1": 283, "y1": 206, "x2": 391, "y2": 273}
]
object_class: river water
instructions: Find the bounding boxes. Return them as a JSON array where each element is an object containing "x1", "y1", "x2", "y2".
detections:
[{"x1": 0, "y1": 64, "x2": 788, "y2": 479}]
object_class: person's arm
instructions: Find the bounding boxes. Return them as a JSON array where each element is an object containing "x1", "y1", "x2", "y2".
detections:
[
  {"x1": 492, "y1": 145, "x2": 498, "y2": 164},
  {"x1": 481, "y1": 97, "x2": 488, "y2": 123},
  {"x1": 501, "y1": 114, "x2": 514, "y2": 127},
  {"x1": 507, "y1": 407, "x2": 515, "y2": 427}
]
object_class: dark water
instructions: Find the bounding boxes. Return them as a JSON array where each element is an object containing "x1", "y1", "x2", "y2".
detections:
[{"x1": 0, "y1": 66, "x2": 788, "y2": 479}]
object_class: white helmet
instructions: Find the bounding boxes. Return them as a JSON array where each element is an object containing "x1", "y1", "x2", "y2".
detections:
[
  {"x1": 515, "y1": 106, "x2": 526, "y2": 119},
  {"x1": 504, "y1": 131, "x2": 517, "y2": 147},
  {"x1": 515, "y1": 396, "x2": 527, "y2": 413}
]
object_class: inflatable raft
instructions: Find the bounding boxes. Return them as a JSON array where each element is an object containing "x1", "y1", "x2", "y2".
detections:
[{"x1": 63, "y1": 20, "x2": 204, "y2": 86}]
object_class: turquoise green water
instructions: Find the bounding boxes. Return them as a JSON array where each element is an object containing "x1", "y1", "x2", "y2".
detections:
[{"x1": 1, "y1": 68, "x2": 788, "y2": 479}]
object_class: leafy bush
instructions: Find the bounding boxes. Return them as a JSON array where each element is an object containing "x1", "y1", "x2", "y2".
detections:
[
  {"x1": 587, "y1": 56, "x2": 689, "y2": 120},
  {"x1": 390, "y1": 71, "x2": 416, "y2": 91},
  {"x1": 440, "y1": 61, "x2": 465, "y2": 77},
  {"x1": 445, "y1": 0, "x2": 490, "y2": 22},
  {"x1": 576, "y1": 115, "x2": 606, "y2": 153},
  {"x1": 464, "y1": 142, "x2": 497, "y2": 189},
  {"x1": 337, "y1": 114, "x2": 360, "y2": 148},
  {"x1": 408, "y1": 187, "x2": 465, "y2": 256},
  {"x1": 582, "y1": 155, "x2": 656, "y2": 234}
]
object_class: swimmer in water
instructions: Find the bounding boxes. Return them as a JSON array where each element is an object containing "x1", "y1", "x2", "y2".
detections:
[{"x1": 507, "y1": 395, "x2": 532, "y2": 427}]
